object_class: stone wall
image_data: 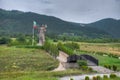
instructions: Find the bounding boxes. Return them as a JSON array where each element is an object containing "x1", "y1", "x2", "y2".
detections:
[
  {"x1": 58, "y1": 51, "x2": 79, "y2": 69},
  {"x1": 62, "y1": 62, "x2": 79, "y2": 69}
]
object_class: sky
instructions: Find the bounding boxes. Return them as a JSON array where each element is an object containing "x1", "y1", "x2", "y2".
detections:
[{"x1": 0, "y1": 0, "x2": 120, "y2": 23}]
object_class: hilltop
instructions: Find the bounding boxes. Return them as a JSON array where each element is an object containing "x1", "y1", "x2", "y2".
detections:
[{"x1": 0, "y1": 9, "x2": 120, "y2": 38}]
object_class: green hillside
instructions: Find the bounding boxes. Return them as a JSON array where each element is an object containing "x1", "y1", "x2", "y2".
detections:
[
  {"x1": 87, "y1": 18, "x2": 120, "y2": 38},
  {"x1": 0, "y1": 46, "x2": 58, "y2": 72},
  {"x1": 0, "y1": 9, "x2": 110, "y2": 38}
]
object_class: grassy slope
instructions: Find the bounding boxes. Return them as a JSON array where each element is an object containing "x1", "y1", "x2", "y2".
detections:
[
  {"x1": 0, "y1": 45, "x2": 58, "y2": 80},
  {"x1": 0, "y1": 46, "x2": 58, "y2": 72}
]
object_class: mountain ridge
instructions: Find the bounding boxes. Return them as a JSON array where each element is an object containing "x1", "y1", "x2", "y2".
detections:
[
  {"x1": 86, "y1": 18, "x2": 120, "y2": 38},
  {"x1": 0, "y1": 9, "x2": 119, "y2": 38}
]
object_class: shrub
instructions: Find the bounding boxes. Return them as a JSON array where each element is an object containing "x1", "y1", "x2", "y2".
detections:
[
  {"x1": 108, "y1": 65, "x2": 111, "y2": 69},
  {"x1": 57, "y1": 42, "x2": 73, "y2": 55},
  {"x1": 77, "y1": 60, "x2": 87, "y2": 67},
  {"x1": 85, "y1": 76, "x2": 90, "y2": 80},
  {"x1": 88, "y1": 67, "x2": 93, "y2": 72},
  {"x1": 92, "y1": 76, "x2": 97, "y2": 80},
  {"x1": 110, "y1": 74, "x2": 117, "y2": 78},
  {"x1": 53, "y1": 39, "x2": 58, "y2": 42},
  {"x1": 70, "y1": 77, "x2": 74, "y2": 80},
  {"x1": 44, "y1": 41, "x2": 59, "y2": 57},
  {"x1": 113, "y1": 65, "x2": 117, "y2": 71},
  {"x1": 0, "y1": 37, "x2": 11, "y2": 44},
  {"x1": 96, "y1": 76, "x2": 101, "y2": 80},
  {"x1": 104, "y1": 65, "x2": 108, "y2": 68},
  {"x1": 81, "y1": 66, "x2": 88, "y2": 71},
  {"x1": 103, "y1": 75, "x2": 108, "y2": 79},
  {"x1": 64, "y1": 42, "x2": 79, "y2": 50}
]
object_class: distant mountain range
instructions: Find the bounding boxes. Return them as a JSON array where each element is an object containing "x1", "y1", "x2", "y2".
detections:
[{"x1": 0, "y1": 9, "x2": 120, "y2": 38}]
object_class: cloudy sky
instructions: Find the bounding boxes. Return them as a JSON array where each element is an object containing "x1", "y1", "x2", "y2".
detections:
[{"x1": 0, "y1": 0, "x2": 120, "y2": 23}]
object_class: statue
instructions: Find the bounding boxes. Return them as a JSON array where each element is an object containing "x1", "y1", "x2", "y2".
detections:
[{"x1": 38, "y1": 24, "x2": 47, "y2": 46}]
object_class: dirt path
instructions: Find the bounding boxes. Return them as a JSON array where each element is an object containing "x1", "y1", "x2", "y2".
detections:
[
  {"x1": 53, "y1": 51, "x2": 68, "y2": 71},
  {"x1": 53, "y1": 62, "x2": 66, "y2": 71}
]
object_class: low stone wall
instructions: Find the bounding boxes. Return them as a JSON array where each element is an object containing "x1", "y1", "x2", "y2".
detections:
[
  {"x1": 58, "y1": 51, "x2": 79, "y2": 69},
  {"x1": 62, "y1": 62, "x2": 79, "y2": 69}
]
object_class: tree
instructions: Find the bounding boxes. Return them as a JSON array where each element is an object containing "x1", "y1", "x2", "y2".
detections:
[
  {"x1": 16, "y1": 36, "x2": 26, "y2": 43},
  {"x1": 0, "y1": 37, "x2": 11, "y2": 44}
]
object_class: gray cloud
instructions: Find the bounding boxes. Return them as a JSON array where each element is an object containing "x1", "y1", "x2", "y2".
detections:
[{"x1": 0, "y1": 0, "x2": 120, "y2": 23}]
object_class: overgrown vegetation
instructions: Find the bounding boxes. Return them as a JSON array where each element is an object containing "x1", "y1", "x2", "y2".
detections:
[
  {"x1": 0, "y1": 37, "x2": 11, "y2": 44},
  {"x1": 77, "y1": 60, "x2": 87, "y2": 67},
  {"x1": 43, "y1": 41, "x2": 59, "y2": 58},
  {"x1": 84, "y1": 74, "x2": 119, "y2": 80},
  {"x1": 85, "y1": 76, "x2": 90, "y2": 80},
  {"x1": 0, "y1": 46, "x2": 58, "y2": 72},
  {"x1": 104, "y1": 65, "x2": 117, "y2": 71},
  {"x1": 0, "y1": 67, "x2": 91, "y2": 80},
  {"x1": 57, "y1": 42, "x2": 79, "y2": 55}
]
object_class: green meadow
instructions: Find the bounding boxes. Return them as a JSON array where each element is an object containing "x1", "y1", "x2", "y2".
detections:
[
  {"x1": 0, "y1": 45, "x2": 89, "y2": 80},
  {"x1": 0, "y1": 42, "x2": 120, "y2": 80}
]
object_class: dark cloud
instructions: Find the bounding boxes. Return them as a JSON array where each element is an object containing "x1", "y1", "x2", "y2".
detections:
[{"x1": 0, "y1": 0, "x2": 120, "y2": 23}]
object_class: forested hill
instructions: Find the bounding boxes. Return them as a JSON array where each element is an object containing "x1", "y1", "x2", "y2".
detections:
[
  {"x1": 0, "y1": 9, "x2": 119, "y2": 38},
  {"x1": 86, "y1": 18, "x2": 120, "y2": 38}
]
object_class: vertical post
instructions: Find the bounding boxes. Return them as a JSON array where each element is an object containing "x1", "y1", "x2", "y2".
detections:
[
  {"x1": 38, "y1": 27, "x2": 41, "y2": 45},
  {"x1": 32, "y1": 27, "x2": 34, "y2": 46}
]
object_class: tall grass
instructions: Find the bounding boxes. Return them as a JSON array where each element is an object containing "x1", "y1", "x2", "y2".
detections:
[{"x1": 0, "y1": 46, "x2": 58, "y2": 72}]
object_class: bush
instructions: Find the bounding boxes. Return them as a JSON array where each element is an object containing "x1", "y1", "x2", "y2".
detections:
[
  {"x1": 92, "y1": 76, "x2": 97, "y2": 80},
  {"x1": 0, "y1": 37, "x2": 11, "y2": 44},
  {"x1": 64, "y1": 42, "x2": 79, "y2": 50},
  {"x1": 108, "y1": 65, "x2": 111, "y2": 69},
  {"x1": 88, "y1": 67, "x2": 93, "y2": 72},
  {"x1": 110, "y1": 74, "x2": 117, "y2": 78},
  {"x1": 81, "y1": 66, "x2": 88, "y2": 71},
  {"x1": 44, "y1": 41, "x2": 59, "y2": 58},
  {"x1": 85, "y1": 76, "x2": 90, "y2": 80},
  {"x1": 57, "y1": 42, "x2": 73, "y2": 55},
  {"x1": 104, "y1": 65, "x2": 108, "y2": 68},
  {"x1": 96, "y1": 76, "x2": 101, "y2": 80},
  {"x1": 104, "y1": 65, "x2": 112, "y2": 70},
  {"x1": 103, "y1": 75, "x2": 108, "y2": 79},
  {"x1": 113, "y1": 65, "x2": 117, "y2": 71},
  {"x1": 77, "y1": 60, "x2": 87, "y2": 67},
  {"x1": 70, "y1": 77, "x2": 74, "y2": 80},
  {"x1": 53, "y1": 39, "x2": 58, "y2": 42}
]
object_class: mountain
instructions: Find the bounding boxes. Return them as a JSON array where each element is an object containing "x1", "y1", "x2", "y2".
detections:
[
  {"x1": 86, "y1": 18, "x2": 120, "y2": 38},
  {"x1": 0, "y1": 9, "x2": 119, "y2": 38}
]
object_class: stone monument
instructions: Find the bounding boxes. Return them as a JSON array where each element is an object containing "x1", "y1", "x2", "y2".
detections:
[{"x1": 38, "y1": 24, "x2": 47, "y2": 46}]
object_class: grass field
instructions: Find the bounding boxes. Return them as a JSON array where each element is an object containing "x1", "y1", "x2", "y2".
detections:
[
  {"x1": 0, "y1": 45, "x2": 91, "y2": 80},
  {"x1": 79, "y1": 43, "x2": 120, "y2": 56},
  {"x1": 0, "y1": 69, "x2": 89, "y2": 80},
  {"x1": 0, "y1": 42, "x2": 120, "y2": 80},
  {"x1": 0, "y1": 45, "x2": 58, "y2": 72},
  {"x1": 76, "y1": 43, "x2": 120, "y2": 71},
  {"x1": 77, "y1": 51, "x2": 120, "y2": 70}
]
